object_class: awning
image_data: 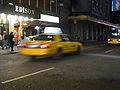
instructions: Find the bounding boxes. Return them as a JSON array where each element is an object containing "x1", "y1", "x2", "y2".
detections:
[{"x1": 68, "y1": 15, "x2": 120, "y2": 28}]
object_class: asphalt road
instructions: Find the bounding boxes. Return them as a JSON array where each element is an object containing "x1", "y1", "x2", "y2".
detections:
[{"x1": 0, "y1": 44, "x2": 120, "y2": 90}]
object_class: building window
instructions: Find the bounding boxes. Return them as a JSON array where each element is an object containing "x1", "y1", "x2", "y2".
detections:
[
  {"x1": 21, "y1": 0, "x2": 29, "y2": 6},
  {"x1": 49, "y1": 0, "x2": 56, "y2": 13},
  {"x1": 38, "y1": 0, "x2": 44, "y2": 10},
  {"x1": 9, "y1": 0, "x2": 19, "y2": 3},
  {"x1": 46, "y1": 0, "x2": 50, "y2": 11},
  {"x1": 30, "y1": 0, "x2": 37, "y2": 8}
]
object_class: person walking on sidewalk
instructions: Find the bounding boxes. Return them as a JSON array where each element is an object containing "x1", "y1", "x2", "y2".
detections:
[
  {"x1": 1, "y1": 31, "x2": 7, "y2": 50},
  {"x1": 8, "y1": 32, "x2": 14, "y2": 51}
]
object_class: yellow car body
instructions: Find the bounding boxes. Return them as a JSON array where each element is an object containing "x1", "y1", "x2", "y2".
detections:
[
  {"x1": 17, "y1": 34, "x2": 83, "y2": 57},
  {"x1": 107, "y1": 37, "x2": 120, "y2": 44}
]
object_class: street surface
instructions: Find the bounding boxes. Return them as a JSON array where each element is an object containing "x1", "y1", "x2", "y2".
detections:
[{"x1": 0, "y1": 43, "x2": 120, "y2": 90}]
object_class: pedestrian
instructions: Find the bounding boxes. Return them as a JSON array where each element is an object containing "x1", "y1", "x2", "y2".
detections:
[
  {"x1": 1, "y1": 31, "x2": 7, "y2": 50},
  {"x1": 8, "y1": 32, "x2": 14, "y2": 51}
]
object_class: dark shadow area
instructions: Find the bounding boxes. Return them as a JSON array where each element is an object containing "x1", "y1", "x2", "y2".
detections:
[{"x1": 27, "y1": 52, "x2": 85, "y2": 64}]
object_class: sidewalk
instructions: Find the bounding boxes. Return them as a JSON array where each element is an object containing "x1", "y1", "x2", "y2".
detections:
[{"x1": 0, "y1": 45, "x2": 18, "y2": 55}]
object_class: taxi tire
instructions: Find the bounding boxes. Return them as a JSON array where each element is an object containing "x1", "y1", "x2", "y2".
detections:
[
  {"x1": 30, "y1": 56, "x2": 36, "y2": 60},
  {"x1": 75, "y1": 46, "x2": 81, "y2": 55},
  {"x1": 52, "y1": 48, "x2": 62, "y2": 60}
]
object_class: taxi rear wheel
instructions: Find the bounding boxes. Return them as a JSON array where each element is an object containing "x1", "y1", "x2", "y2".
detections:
[{"x1": 52, "y1": 48, "x2": 62, "y2": 60}]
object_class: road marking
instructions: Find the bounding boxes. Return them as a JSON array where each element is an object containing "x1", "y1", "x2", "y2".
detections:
[
  {"x1": 105, "y1": 50, "x2": 113, "y2": 53},
  {"x1": 84, "y1": 53, "x2": 120, "y2": 59},
  {"x1": 1, "y1": 67, "x2": 55, "y2": 84}
]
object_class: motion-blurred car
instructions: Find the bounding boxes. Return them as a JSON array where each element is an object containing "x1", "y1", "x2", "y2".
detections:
[
  {"x1": 17, "y1": 34, "x2": 83, "y2": 59},
  {"x1": 107, "y1": 36, "x2": 120, "y2": 44}
]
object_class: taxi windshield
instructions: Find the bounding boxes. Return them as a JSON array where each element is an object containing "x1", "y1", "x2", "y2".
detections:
[{"x1": 34, "y1": 35, "x2": 54, "y2": 41}]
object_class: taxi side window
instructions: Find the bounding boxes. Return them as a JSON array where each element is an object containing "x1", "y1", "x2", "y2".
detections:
[{"x1": 60, "y1": 35, "x2": 70, "y2": 42}]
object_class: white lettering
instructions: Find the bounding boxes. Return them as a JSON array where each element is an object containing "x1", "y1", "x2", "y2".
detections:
[
  {"x1": 15, "y1": 5, "x2": 35, "y2": 15},
  {"x1": 19, "y1": 6, "x2": 23, "y2": 12},
  {"x1": 15, "y1": 6, "x2": 19, "y2": 12},
  {"x1": 24, "y1": 8, "x2": 27, "y2": 14},
  {"x1": 22, "y1": 7, "x2": 25, "y2": 13},
  {"x1": 28, "y1": 9, "x2": 31, "y2": 14},
  {"x1": 31, "y1": 10, "x2": 35, "y2": 14}
]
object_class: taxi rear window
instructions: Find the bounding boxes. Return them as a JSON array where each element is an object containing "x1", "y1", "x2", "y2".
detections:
[{"x1": 34, "y1": 35, "x2": 53, "y2": 41}]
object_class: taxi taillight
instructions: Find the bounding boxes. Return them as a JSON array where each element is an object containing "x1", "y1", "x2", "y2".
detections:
[
  {"x1": 108, "y1": 39, "x2": 111, "y2": 41},
  {"x1": 17, "y1": 43, "x2": 26, "y2": 47},
  {"x1": 40, "y1": 43, "x2": 50, "y2": 48}
]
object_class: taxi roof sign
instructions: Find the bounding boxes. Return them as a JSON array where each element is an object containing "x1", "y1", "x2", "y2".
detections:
[{"x1": 44, "y1": 27, "x2": 63, "y2": 34}]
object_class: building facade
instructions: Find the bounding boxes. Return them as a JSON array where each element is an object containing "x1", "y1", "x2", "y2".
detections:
[
  {"x1": 110, "y1": 0, "x2": 120, "y2": 36},
  {"x1": 0, "y1": 0, "x2": 61, "y2": 43},
  {"x1": 69, "y1": 0, "x2": 114, "y2": 42},
  {"x1": 0, "y1": 0, "x2": 116, "y2": 43}
]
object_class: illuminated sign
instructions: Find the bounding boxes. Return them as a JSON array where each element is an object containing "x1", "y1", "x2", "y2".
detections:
[
  {"x1": 44, "y1": 27, "x2": 62, "y2": 34},
  {"x1": 112, "y1": 0, "x2": 120, "y2": 11},
  {"x1": 40, "y1": 14, "x2": 59, "y2": 23},
  {"x1": 15, "y1": 5, "x2": 35, "y2": 15}
]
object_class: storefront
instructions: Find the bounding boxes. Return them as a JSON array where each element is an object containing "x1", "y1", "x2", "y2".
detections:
[
  {"x1": 0, "y1": 1, "x2": 60, "y2": 43},
  {"x1": 0, "y1": 1, "x2": 40, "y2": 43}
]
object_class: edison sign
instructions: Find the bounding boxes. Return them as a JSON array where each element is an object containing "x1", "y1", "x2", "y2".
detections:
[{"x1": 15, "y1": 5, "x2": 35, "y2": 15}]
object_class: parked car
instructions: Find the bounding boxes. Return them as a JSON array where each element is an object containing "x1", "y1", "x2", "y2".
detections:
[{"x1": 17, "y1": 33, "x2": 83, "y2": 59}]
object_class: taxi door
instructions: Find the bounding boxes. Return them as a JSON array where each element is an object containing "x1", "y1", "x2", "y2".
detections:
[{"x1": 59, "y1": 35, "x2": 75, "y2": 53}]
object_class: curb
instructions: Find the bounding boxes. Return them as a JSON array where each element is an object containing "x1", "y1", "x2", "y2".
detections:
[{"x1": 0, "y1": 51, "x2": 18, "y2": 55}]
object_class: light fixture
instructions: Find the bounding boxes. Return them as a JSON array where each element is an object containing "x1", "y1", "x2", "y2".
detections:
[
  {"x1": 30, "y1": 18, "x2": 34, "y2": 21},
  {"x1": 40, "y1": 14, "x2": 59, "y2": 23},
  {"x1": 18, "y1": 16, "x2": 24, "y2": 21},
  {"x1": 35, "y1": 26, "x2": 40, "y2": 30},
  {"x1": 1, "y1": 13, "x2": 6, "y2": 19},
  {"x1": 24, "y1": 17, "x2": 29, "y2": 21},
  {"x1": 7, "y1": 14, "x2": 12, "y2": 20}
]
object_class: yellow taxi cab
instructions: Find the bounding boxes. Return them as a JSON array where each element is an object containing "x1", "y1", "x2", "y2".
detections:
[
  {"x1": 17, "y1": 34, "x2": 83, "y2": 59},
  {"x1": 107, "y1": 36, "x2": 120, "y2": 44}
]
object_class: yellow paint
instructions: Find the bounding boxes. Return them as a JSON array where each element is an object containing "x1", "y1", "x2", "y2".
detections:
[{"x1": 18, "y1": 34, "x2": 83, "y2": 56}]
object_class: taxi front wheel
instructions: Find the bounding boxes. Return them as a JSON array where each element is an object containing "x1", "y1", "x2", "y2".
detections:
[{"x1": 75, "y1": 46, "x2": 81, "y2": 55}]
